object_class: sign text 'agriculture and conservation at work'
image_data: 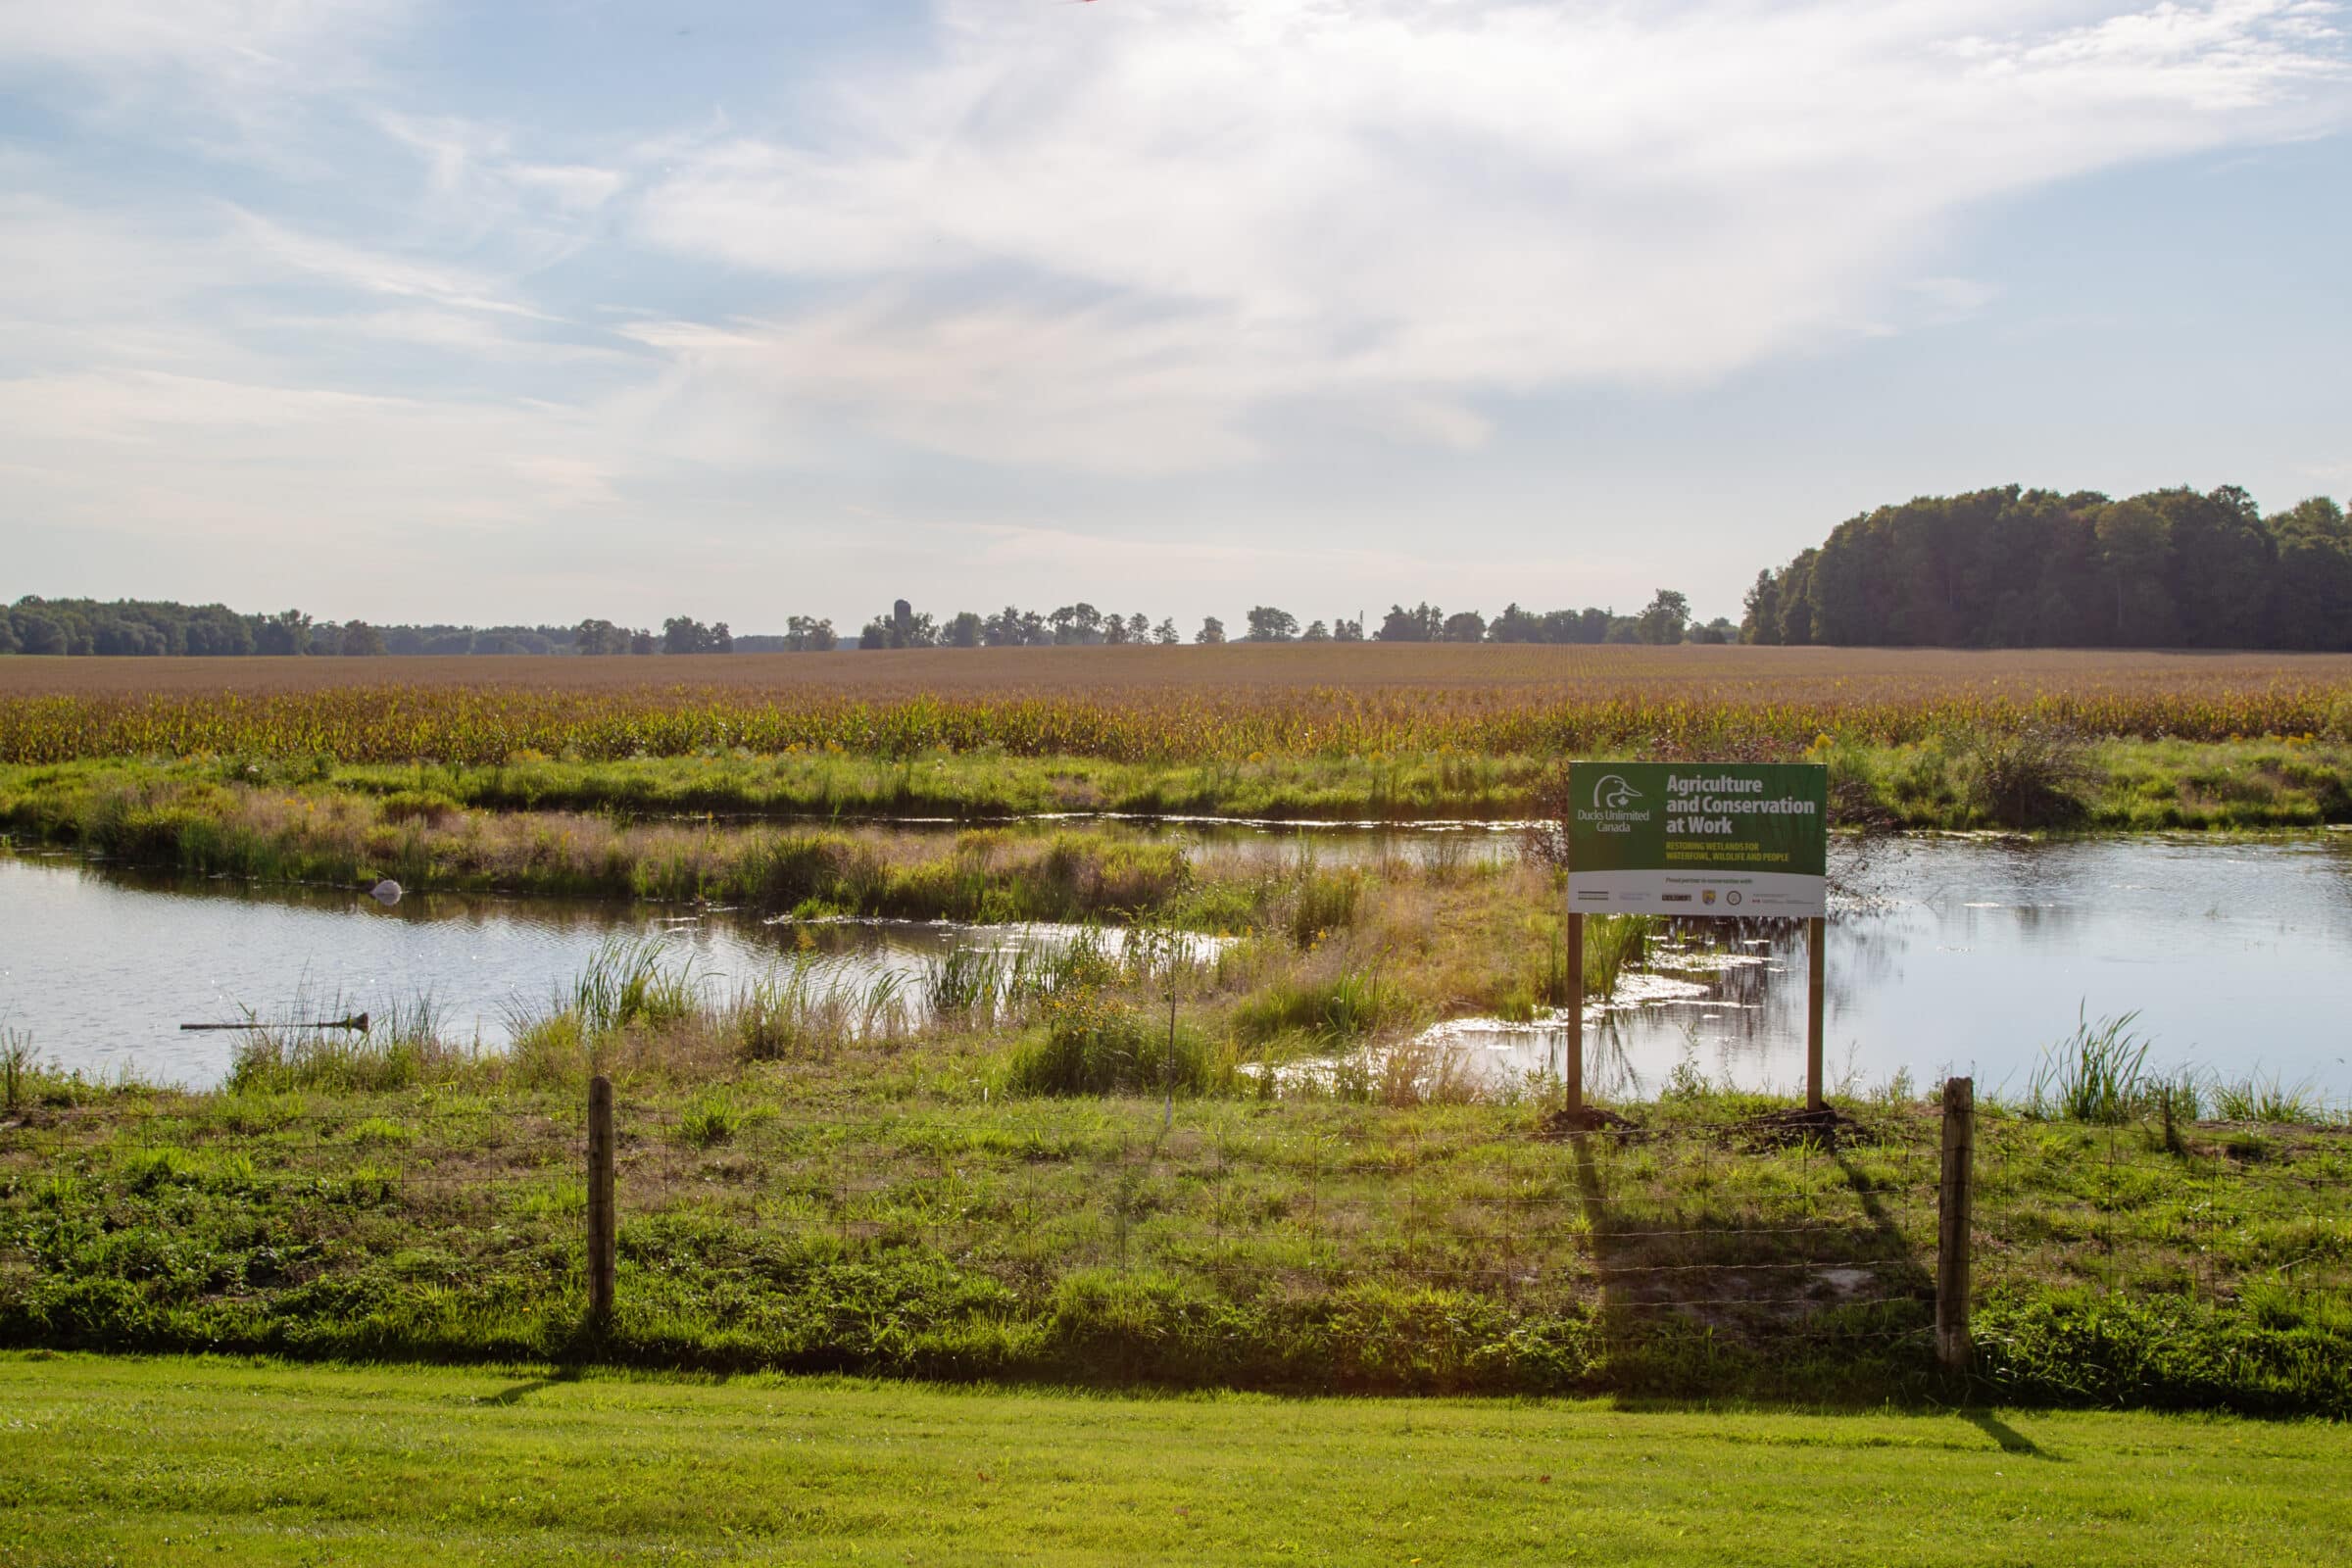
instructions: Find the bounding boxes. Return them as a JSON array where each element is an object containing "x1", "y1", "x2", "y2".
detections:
[{"x1": 1566, "y1": 761, "x2": 1828, "y2": 917}]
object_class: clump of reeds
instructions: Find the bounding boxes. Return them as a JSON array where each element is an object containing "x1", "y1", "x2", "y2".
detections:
[
  {"x1": 225, "y1": 994, "x2": 475, "y2": 1094},
  {"x1": 569, "y1": 938, "x2": 701, "y2": 1035},
  {"x1": 1286, "y1": 865, "x2": 1364, "y2": 947},
  {"x1": 1232, "y1": 969, "x2": 1414, "y2": 1045},
  {"x1": 922, "y1": 944, "x2": 1018, "y2": 1026},
  {"x1": 1, "y1": 1029, "x2": 34, "y2": 1113},
  {"x1": 724, "y1": 961, "x2": 909, "y2": 1062},
  {"x1": 1582, "y1": 913, "x2": 1652, "y2": 1000},
  {"x1": 1364, "y1": 1035, "x2": 1481, "y2": 1107},
  {"x1": 1005, "y1": 990, "x2": 1216, "y2": 1097},
  {"x1": 1962, "y1": 722, "x2": 2092, "y2": 828},
  {"x1": 2023, "y1": 1008, "x2": 2152, "y2": 1123},
  {"x1": 922, "y1": 923, "x2": 1211, "y2": 1034},
  {"x1": 2211, "y1": 1072, "x2": 2325, "y2": 1126}
]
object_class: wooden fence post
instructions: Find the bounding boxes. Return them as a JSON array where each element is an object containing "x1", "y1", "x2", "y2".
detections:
[
  {"x1": 1936, "y1": 1076, "x2": 1975, "y2": 1376},
  {"x1": 587, "y1": 1073, "x2": 615, "y2": 1327},
  {"x1": 1805, "y1": 916, "x2": 1827, "y2": 1112},
  {"x1": 1565, "y1": 912, "x2": 1585, "y2": 1115}
]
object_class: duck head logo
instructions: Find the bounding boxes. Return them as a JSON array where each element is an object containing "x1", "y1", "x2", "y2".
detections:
[{"x1": 1591, "y1": 773, "x2": 1642, "y2": 810}]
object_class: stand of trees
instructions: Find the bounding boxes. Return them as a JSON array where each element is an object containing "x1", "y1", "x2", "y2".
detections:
[
  {"x1": 1360, "y1": 595, "x2": 1732, "y2": 646},
  {"x1": 0, "y1": 600, "x2": 598, "y2": 658},
  {"x1": 0, "y1": 591, "x2": 1736, "y2": 657},
  {"x1": 852, "y1": 600, "x2": 1190, "y2": 649},
  {"x1": 60, "y1": 481, "x2": 2352, "y2": 665},
  {"x1": 1743, "y1": 485, "x2": 2352, "y2": 650}
]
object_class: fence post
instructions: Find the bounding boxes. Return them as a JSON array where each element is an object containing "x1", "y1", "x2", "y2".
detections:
[
  {"x1": 587, "y1": 1073, "x2": 615, "y2": 1327},
  {"x1": 1936, "y1": 1076, "x2": 1974, "y2": 1376}
]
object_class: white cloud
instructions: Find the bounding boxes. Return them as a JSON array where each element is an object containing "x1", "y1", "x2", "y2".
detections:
[
  {"x1": 634, "y1": 0, "x2": 2349, "y2": 470},
  {"x1": 227, "y1": 209, "x2": 558, "y2": 319},
  {"x1": 0, "y1": 0, "x2": 412, "y2": 166},
  {"x1": 0, "y1": 0, "x2": 401, "y2": 80},
  {"x1": 2, "y1": 1, "x2": 2345, "y2": 621}
]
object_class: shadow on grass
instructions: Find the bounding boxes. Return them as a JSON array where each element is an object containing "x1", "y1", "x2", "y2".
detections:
[
  {"x1": 476, "y1": 1370, "x2": 579, "y2": 1406},
  {"x1": 1962, "y1": 1407, "x2": 2061, "y2": 1459},
  {"x1": 1562, "y1": 1128, "x2": 1936, "y2": 1391}
]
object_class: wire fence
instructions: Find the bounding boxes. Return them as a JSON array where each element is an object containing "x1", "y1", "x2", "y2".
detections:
[{"x1": 5, "y1": 1088, "x2": 2346, "y2": 1350}]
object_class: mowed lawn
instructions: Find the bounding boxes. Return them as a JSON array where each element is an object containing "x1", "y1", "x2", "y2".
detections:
[{"x1": 1, "y1": 1355, "x2": 2346, "y2": 1566}]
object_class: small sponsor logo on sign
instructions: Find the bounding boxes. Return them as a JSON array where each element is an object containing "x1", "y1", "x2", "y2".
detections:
[{"x1": 1591, "y1": 774, "x2": 1642, "y2": 810}]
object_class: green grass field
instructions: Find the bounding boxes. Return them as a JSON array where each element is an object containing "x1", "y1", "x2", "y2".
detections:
[{"x1": 2, "y1": 1352, "x2": 2347, "y2": 1565}]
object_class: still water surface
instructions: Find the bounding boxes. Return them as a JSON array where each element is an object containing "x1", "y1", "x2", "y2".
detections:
[{"x1": 4, "y1": 832, "x2": 2349, "y2": 1098}]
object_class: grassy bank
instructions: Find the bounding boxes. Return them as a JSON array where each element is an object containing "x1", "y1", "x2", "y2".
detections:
[
  {"x1": 0, "y1": 767, "x2": 1252, "y2": 926},
  {"x1": 8, "y1": 1353, "x2": 2351, "y2": 1566},
  {"x1": 5, "y1": 996, "x2": 2346, "y2": 1414},
  {"x1": 5, "y1": 736, "x2": 2349, "y2": 847}
]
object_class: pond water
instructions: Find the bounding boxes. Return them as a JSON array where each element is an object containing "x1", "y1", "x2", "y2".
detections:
[
  {"x1": 4, "y1": 831, "x2": 2350, "y2": 1100},
  {"x1": 0, "y1": 856, "x2": 1063, "y2": 1088},
  {"x1": 1437, "y1": 832, "x2": 2352, "y2": 1103}
]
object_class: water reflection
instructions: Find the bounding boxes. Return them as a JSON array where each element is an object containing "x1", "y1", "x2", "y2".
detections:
[
  {"x1": 0, "y1": 854, "x2": 1092, "y2": 1088},
  {"x1": 5, "y1": 831, "x2": 2350, "y2": 1098},
  {"x1": 1425, "y1": 834, "x2": 2352, "y2": 1099}
]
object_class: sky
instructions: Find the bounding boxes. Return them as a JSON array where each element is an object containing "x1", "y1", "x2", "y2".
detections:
[{"x1": 3, "y1": 0, "x2": 2349, "y2": 634}]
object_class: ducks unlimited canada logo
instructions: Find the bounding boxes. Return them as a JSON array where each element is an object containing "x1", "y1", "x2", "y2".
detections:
[
  {"x1": 1591, "y1": 773, "x2": 1642, "y2": 810},
  {"x1": 1574, "y1": 772, "x2": 1652, "y2": 837}
]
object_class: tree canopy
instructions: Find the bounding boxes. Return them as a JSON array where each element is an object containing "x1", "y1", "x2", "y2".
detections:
[{"x1": 1742, "y1": 485, "x2": 2352, "y2": 650}]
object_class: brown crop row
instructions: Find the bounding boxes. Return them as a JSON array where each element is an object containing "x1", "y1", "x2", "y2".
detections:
[{"x1": 2, "y1": 645, "x2": 2348, "y2": 764}]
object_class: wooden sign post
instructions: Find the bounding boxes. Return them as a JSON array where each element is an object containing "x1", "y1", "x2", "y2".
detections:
[
  {"x1": 1806, "y1": 915, "x2": 1827, "y2": 1112},
  {"x1": 1564, "y1": 911, "x2": 1585, "y2": 1114},
  {"x1": 1562, "y1": 762, "x2": 1831, "y2": 1116}
]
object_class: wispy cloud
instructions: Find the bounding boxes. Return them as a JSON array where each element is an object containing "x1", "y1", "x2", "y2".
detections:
[
  {"x1": 0, "y1": 1, "x2": 2345, "y2": 620},
  {"x1": 635, "y1": 0, "x2": 2348, "y2": 469}
]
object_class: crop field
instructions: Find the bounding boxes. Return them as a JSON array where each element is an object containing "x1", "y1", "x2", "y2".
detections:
[
  {"x1": 3, "y1": 645, "x2": 2351, "y2": 766},
  {"x1": 12, "y1": 643, "x2": 2352, "y2": 700}
]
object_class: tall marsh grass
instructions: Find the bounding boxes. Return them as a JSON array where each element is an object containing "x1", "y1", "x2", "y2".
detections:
[
  {"x1": 225, "y1": 995, "x2": 475, "y2": 1094},
  {"x1": 1005, "y1": 991, "x2": 1217, "y2": 1097},
  {"x1": 1582, "y1": 914, "x2": 1652, "y2": 1001},
  {"x1": 1, "y1": 1029, "x2": 34, "y2": 1112},
  {"x1": 567, "y1": 938, "x2": 702, "y2": 1035},
  {"x1": 2211, "y1": 1072, "x2": 2327, "y2": 1125},
  {"x1": 725, "y1": 962, "x2": 910, "y2": 1062},
  {"x1": 1286, "y1": 865, "x2": 1364, "y2": 947},
  {"x1": 1232, "y1": 970, "x2": 1415, "y2": 1044},
  {"x1": 2024, "y1": 1009, "x2": 2152, "y2": 1123},
  {"x1": 2016, "y1": 1007, "x2": 2338, "y2": 1127}
]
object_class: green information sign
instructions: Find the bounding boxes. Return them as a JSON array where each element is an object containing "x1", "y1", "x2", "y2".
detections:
[{"x1": 1566, "y1": 761, "x2": 1828, "y2": 917}]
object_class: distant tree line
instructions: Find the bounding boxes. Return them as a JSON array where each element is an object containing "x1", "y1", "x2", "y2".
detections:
[
  {"x1": 1353, "y1": 594, "x2": 1733, "y2": 646},
  {"x1": 848, "y1": 592, "x2": 1732, "y2": 651},
  {"x1": 30, "y1": 481, "x2": 2347, "y2": 659},
  {"x1": 1743, "y1": 484, "x2": 2352, "y2": 649},
  {"x1": 850, "y1": 600, "x2": 1183, "y2": 649},
  {"x1": 0, "y1": 589, "x2": 1734, "y2": 658},
  {"x1": 0, "y1": 600, "x2": 596, "y2": 658}
]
